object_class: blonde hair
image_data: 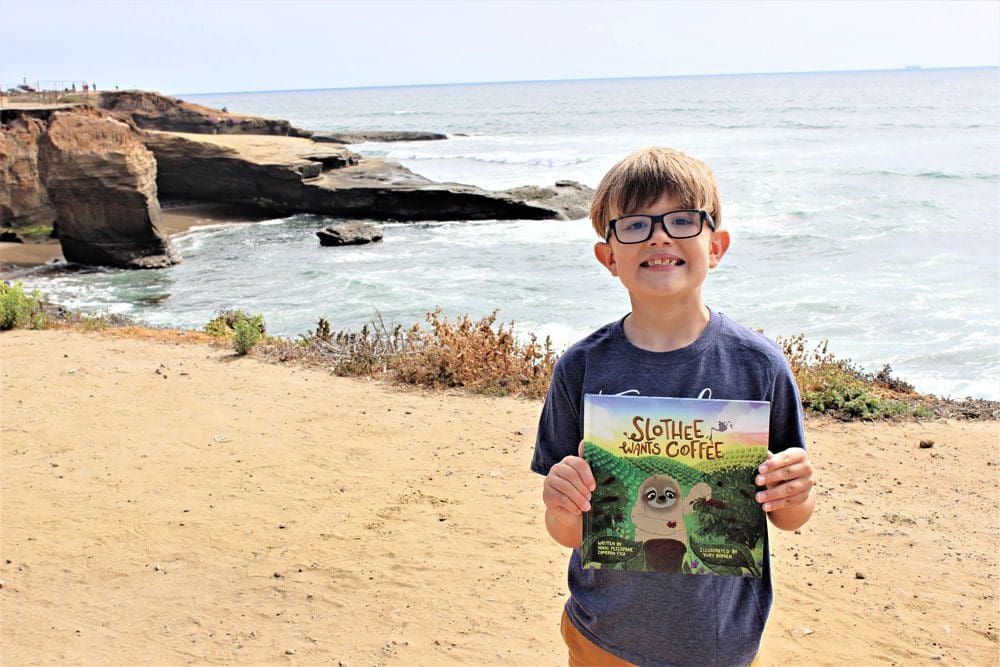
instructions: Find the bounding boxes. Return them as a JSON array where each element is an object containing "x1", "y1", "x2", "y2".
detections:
[{"x1": 589, "y1": 147, "x2": 722, "y2": 239}]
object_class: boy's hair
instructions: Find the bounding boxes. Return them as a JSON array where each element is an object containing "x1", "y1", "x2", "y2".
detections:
[{"x1": 589, "y1": 147, "x2": 722, "y2": 239}]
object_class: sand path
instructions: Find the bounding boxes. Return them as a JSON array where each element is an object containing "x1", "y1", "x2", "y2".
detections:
[{"x1": 1, "y1": 329, "x2": 997, "y2": 665}]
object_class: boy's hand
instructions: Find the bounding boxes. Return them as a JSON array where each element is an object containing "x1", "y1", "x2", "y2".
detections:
[
  {"x1": 754, "y1": 448, "x2": 814, "y2": 513},
  {"x1": 542, "y1": 440, "x2": 596, "y2": 522}
]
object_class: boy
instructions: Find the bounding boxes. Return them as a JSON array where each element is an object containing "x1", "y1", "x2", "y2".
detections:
[{"x1": 532, "y1": 147, "x2": 816, "y2": 667}]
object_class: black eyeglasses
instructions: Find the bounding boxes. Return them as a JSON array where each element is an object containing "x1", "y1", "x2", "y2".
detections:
[{"x1": 605, "y1": 209, "x2": 716, "y2": 244}]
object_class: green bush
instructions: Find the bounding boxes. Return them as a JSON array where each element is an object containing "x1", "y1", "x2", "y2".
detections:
[
  {"x1": 205, "y1": 309, "x2": 265, "y2": 339},
  {"x1": 233, "y1": 316, "x2": 265, "y2": 355},
  {"x1": 0, "y1": 281, "x2": 47, "y2": 330}
]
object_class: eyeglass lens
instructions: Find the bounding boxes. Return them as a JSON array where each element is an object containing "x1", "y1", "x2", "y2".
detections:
[{"x1": 614, "y1": 211, "x2": 703, "y2": 242}]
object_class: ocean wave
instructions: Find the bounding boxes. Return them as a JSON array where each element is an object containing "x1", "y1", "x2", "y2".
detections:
[
  {"x1": 849, "y1": 168, "x2": 999, "y2": 181},
  {"x1": 384, "y1": 149, "x2": 593, "y2": 168}
]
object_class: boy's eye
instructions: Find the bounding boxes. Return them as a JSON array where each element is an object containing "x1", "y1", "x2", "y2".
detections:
[
  {"x1": 621, "y1": 217, "x2": 651, "y2": 232},
  {"x1": 670, "y1": 215, "x2": 696, "y2": 226}
]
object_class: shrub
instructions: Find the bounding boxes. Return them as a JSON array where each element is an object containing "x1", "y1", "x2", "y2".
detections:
[
  {"x1": 233, "y1": 317, "x2": 264, "y2": 355},
  {"x1": 0, "y1": 281, "x2": 47, "y2": 330},
  {"x1": 394, "y1": 308, "x2": 556, "y2": 397},
  {"x1": 777, "y1": 333, "x2": 927, "y2": 419},
  {"x1": 205, "y1": 309, "x2": 265, "y2": 339}
]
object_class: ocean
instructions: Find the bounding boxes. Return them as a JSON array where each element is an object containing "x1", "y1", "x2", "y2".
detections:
[{"x1": 5, "y1": 68, "x2": 999, "y2": 399}]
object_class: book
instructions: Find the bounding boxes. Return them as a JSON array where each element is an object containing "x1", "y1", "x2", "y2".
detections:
[{"x1": 582, "y1": 393, "x2": 770, "y2": 577}]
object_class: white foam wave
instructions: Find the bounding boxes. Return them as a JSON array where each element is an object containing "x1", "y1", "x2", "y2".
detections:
[{"x1": 384, "y1": 148, "x2": 591, "y2": 168}]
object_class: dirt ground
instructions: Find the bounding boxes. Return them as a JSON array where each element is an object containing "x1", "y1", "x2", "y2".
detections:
[{"x1": 1, "y1": 328, "x2": 997, "y2": 665}]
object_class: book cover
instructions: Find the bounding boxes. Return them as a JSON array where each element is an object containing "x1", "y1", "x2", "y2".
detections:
[{"x1": 582, "y1": 393, "x2": 770, "y2": 577}]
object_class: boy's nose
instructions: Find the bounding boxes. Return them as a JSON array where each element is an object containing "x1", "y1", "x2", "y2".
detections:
[{"x1": 648, "y1": 220, "x2": 674, "y2": 243}]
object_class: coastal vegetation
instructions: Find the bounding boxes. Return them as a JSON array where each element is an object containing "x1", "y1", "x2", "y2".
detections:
[
  {"x1": 0, "y1": 281, "x2": 46, "y2": 330},
  {"x1": 3, "y1": 290, "x2": 994, "y2": 420}
]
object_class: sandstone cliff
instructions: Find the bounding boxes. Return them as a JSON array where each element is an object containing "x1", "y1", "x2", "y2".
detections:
[
  {"x1": 0, "y1": 116, "x2": 58, "y2": 229},
  {"x1": 0, "y1": 108, "x2": 179, "y2": 268}
]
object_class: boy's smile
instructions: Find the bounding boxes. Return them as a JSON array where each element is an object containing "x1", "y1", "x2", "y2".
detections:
[{"x1": 640, "y1": 253, "x2": 684, "y2": 269}]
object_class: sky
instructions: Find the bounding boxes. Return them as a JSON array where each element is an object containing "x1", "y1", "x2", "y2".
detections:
[{"x1": 1, "y1": 0, "x2": 998, "y2": 95}]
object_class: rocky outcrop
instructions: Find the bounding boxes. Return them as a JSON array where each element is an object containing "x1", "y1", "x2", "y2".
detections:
[
  {"x1": 317, "y1": 221, "x2": 383, "y2": 246},
  {"x1": 98, "y1": 90, "x2": 295, "y2": 135},
  {"x1": 311, "y1": 130, "x2": 447, "y2": 144},
  {"x1": 142, "y1": 131, "x2": 592, "y2": 221},
  {"x1": 36, "y1": 109, "x2": 179, "y2": 268},
  {"x1": 0, "y1": 116, "x2": 58, "y2": 228}
]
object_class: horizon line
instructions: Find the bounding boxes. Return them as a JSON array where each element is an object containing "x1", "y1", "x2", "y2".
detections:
[{"x1": 174, "y1": 64, "x2": 999, "y2": 97}]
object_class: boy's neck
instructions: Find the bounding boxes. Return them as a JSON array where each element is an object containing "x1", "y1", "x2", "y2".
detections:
[{"x1": 623, "y1": 295, "x2": 711, "y2": 353}]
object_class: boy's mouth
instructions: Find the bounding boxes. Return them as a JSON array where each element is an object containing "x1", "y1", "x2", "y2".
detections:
[{"x1": 641, "y1": 258, "x2": 685, "y2": 267}]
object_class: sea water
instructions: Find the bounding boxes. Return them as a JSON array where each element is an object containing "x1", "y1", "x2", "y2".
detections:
[{"x1": 5, "y1": 68, "x2": 998, "y2": 399}]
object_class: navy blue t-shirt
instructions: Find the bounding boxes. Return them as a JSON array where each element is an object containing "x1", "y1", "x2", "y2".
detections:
[{"x1": 532, "y1": 311, "x2": 806, "y2": 667}]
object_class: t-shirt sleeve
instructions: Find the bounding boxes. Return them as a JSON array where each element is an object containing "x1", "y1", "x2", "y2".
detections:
[
  {"x1": 531, "y1": 361, "x2": 582, "y2": 475},
  {"x1": 768, "y1": 361, "x2": 807, "y2": 454}
]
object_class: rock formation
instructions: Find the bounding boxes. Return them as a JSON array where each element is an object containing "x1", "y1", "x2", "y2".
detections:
[
  {"x1": 97, "y1": 90, "x2": 298, "y2": 136},
  {"x1": 36, "y1": 109, "x2": 179, "y2": 268},
  {"x1": 311, "y1": 130, "x2": 448, "y2": 144},
  {"x1": 142, "y1": 131, "x2": 592, "y2": 221},
  {"x1": 1, "y1": 92, "x2": 594, "y2": 270},
  {"x1": 317, "y1": 221, "x2": 383, "y2": 246},
  {"x1": 0, "y1": 115, "x2": 58, "y2": 228}
]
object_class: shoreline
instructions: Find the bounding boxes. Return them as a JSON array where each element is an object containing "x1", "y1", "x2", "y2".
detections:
[
  {"x1": 0, "y1": 202, "x2": 272, "y2": 270},
  {"x1": 1, "y1": 327, "x2": 997, "y2": 664}
]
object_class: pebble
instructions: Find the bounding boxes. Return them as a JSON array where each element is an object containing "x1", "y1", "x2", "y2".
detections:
[
  {"x1": 855, "y1": 571, "x2": 866, "y2": 579},
  {"x1": 919, "y1": 439, "x2": 934, "y2": 449},
  {"x1": 790, "y1": 626, "x2": 815, "y2": 638},
  {"x1": 285, "y1": 648, "x2": 296, "y2": 655},
  {"x1": 273, "y1": 572, "x2": 282, "y2": 578}
]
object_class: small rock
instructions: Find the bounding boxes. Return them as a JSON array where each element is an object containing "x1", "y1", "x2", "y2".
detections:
[
  {"x1": 317, "y1": 221, "x2": 383, "y2": 247},
  {"x1": 154, "y1": 564, "x2": 161, "y2": 571},
  {"x1": 285, "y1": 648, "x2": 296, "y2": 655},
  {"x1": 790, "y1": 626, "x2": 815, "y2": 638},
  {"x1": 919, "y1": 439, "x2": 934, "y2": 449},
  {"x1": 855, "y1": 571, "x2": 866, "y2": 580},
  {"x1": 273, "y1": 572, "x2": 282, "y2": 578}
]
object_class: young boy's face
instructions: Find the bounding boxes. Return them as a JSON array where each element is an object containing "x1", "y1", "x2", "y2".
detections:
[{"x1": 594, "y1": 193, "x2": 730, "y2": 305}]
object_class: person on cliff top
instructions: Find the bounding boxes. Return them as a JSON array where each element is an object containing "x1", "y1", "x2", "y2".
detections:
[{"x1": 532, "y1": 146, "x2": 816, "y2": 666}]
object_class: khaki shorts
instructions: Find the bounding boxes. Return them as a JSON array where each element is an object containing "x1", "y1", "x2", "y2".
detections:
[{"x1": 560, "y1": 610, "x2": 764, "y2": 667}]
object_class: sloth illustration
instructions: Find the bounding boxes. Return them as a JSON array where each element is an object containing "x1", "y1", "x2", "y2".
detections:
[
  {"x1": 630, "y1": 474, "x2": 713, "y2": 544},
  {"x1": 631, "y1": 474, "x2": 713, "y2": 572}
]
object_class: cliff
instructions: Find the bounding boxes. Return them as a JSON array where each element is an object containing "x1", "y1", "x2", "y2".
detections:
[{"x1": 1, "y1": 108, "x2": 178, "y2": 268}]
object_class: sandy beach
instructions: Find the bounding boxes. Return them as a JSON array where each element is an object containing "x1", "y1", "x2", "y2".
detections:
[{"x1": 1, "y1": 328, "x2": 997, "y2": 665}]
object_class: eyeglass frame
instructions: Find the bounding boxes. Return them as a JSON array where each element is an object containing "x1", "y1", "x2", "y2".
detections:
[{"x1": 604, "y1": 209, "x2": 717, "y2": 244}]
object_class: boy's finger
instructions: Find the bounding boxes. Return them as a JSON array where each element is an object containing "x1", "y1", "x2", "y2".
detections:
[
  {"x1": 761, "y1": 487, "x2": 812, "y2": 513},
  {"x1": 755, "y1": 461, "x2": 813, "y2": 487},
  {"x1": 565, "y1": 456, "x2": 597, "y2": 491},
  {"x1": 757, "y1": 447, "x2": 806, "y2": 475},
  {"x1": 544, "y1": 475, "x2": 591, "y2": 513},
  {"x1": 755, "y1": 476, "x2": 814, "y2": 504}
]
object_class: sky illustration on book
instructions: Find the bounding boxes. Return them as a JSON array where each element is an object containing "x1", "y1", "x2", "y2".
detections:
[{"x1": 583, "y1": 394, "x2": 770, "y2": 577}]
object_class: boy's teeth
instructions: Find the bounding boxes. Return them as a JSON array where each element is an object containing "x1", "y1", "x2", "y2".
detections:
[{"x1": 645, "y1": 258, "x2": 682, "y2": 266}]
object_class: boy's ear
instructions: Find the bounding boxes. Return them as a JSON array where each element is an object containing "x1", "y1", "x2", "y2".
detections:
[
  {"x1": 594, "y1": 242, "x2": 618, "y2": 276},
  {"x1": 708, "y1": 230, "x2": 730, "y2": 269}
]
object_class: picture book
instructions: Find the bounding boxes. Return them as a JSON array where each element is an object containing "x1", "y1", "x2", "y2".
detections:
[{"x1": 582, "y1": 393, "x2": 770, "y2": 577}]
